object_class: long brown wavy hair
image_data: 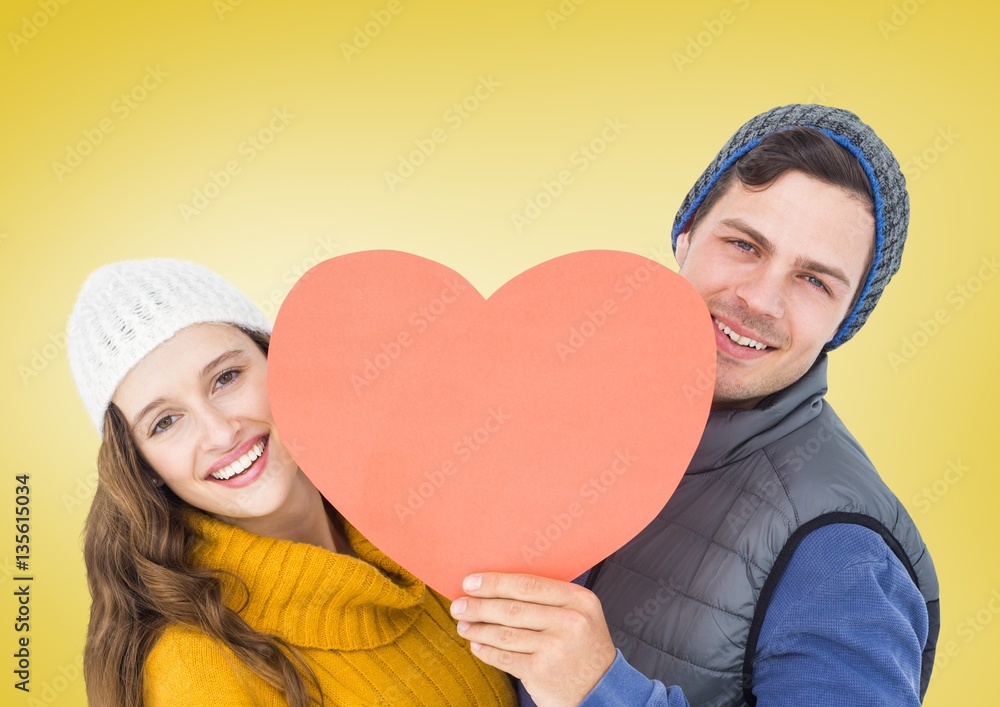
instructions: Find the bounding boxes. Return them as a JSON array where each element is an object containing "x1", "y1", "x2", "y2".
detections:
[{"x1": 82, "y1": 328, "x2": 322, "y2": 706}]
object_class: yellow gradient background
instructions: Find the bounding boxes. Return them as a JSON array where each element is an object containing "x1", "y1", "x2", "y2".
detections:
[{"x1": 2, "y1": 1, "x2": 996, "y2": 704}]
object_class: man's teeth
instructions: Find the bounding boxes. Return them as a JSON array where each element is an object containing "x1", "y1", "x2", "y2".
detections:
[
  {"x1": 715, "y1": 318, "x2": 768, "y2": 351},
  {"x1": 212, "y1": 439, "x2": 266, "y2": 480}
]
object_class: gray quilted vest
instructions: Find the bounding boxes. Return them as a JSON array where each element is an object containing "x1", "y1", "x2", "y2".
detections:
[{"x1": 587, "y1": 356, "x2": 940, "y2": 706}]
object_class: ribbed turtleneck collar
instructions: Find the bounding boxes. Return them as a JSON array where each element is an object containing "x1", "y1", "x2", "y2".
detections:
[
  {"x1": 686, "y1": 355, "x2": 829, "y2": 472},
  {"x1": 185, "y1": 511, "x2": 428, "y2": 651}
]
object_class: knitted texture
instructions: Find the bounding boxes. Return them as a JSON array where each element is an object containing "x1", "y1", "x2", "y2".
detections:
[
  {"x1": 144, "y1": 512, "x2": 517, "y2": 706},
  {"x1": 670, "y1": 104, "x2": 909, "y2": 350},
  {"x1": 67, "y1": 259, "x2": 271, "y2": 432}
]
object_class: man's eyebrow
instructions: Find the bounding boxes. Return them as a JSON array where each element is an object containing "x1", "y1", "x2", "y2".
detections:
[
  {"x1": 794, "y1": 257, "x2": 852, "y2": 291},
  {"x1": 719, "y1": 218, "x2": 852, "y2": 291},
  {"x1": 719, "y1": 218, "x2": 775, "y2": 255},
  {"x1": 130, "y1": 350, "x2": 249, "y2": 432}
]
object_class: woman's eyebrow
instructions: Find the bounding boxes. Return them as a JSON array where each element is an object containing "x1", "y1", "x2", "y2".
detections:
[
  {"x1": 200, "y1": 349, "x2": 247, "y2": 378},
  {"x1": 132, "y1": 397, "x2": 167, "y2": 432}
]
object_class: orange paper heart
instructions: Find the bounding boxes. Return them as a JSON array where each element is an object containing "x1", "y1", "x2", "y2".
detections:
[{"x1": 268, "y1": 250, "x2": 715, "y2": 598}]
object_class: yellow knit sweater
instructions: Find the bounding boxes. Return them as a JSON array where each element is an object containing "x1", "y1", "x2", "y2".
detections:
[{"x1": 144, "y1": 512, "x2": 516, "y2": 706}]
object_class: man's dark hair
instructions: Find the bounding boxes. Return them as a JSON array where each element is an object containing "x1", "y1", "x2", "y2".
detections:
[{"x1": 686, "y1": 126, "x2": 875, "y2": 235}]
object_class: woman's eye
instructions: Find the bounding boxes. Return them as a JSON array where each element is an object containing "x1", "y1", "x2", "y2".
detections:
[
  {"x1": 152, "y1": 416, "x2": 175, "y2": 435},
  {"x1": 215, "y1": 369, "x2": 239, "y2": 387}
]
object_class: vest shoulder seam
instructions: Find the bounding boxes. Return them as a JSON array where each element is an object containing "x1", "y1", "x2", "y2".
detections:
[
  {"x1": 761, "y1": 446, "x2": 800, "y2": 527},
  {"x1": 702, "y1": 454, "x2": 796, "y2": 529}
]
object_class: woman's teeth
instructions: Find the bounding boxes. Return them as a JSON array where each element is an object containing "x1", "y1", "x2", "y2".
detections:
[
  {"x1": 715, "y1": 318, "x2": 768, "y2": 350},
  {"x1": 212, "y1": 439, "x2": 266, "y2": 480}
]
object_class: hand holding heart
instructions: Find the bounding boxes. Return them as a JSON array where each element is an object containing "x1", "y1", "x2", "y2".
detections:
[{"x1": 452, "y1": 572, "x2": 617, "y2": 706}]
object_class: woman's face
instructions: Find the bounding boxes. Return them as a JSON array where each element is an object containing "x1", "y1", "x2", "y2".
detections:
[{"x1": 111, "y1": 323, "x2": 303, "y2": 523}]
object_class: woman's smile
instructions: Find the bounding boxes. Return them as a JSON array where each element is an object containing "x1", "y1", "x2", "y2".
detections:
[{"x1": 208, "y1": 435, "x2": 269, "y2": 486}]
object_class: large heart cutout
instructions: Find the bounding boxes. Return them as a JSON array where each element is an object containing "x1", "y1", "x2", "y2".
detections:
[{"x1": 268, "y1": 250, "x2": 715, "y2": 599}]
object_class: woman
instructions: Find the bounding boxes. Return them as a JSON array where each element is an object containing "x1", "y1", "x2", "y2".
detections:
[{"x1": 67, "y1": 258, "x2": 517, "y2": 706}]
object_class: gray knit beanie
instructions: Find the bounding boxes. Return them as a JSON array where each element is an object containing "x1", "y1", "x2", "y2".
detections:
[
  {"x1": 671, "y1": 104, "x2": 909, "y2": 350},
  {"x1": 68, "y1": 258, "x2": 272, "y2": 433}
]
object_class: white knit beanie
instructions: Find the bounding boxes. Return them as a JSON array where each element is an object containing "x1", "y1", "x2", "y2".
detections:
[{"x1": 67, "y1": 258, "x2": 272, "y2": 433}]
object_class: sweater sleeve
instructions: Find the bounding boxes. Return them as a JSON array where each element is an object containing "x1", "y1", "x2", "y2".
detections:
[
  {"x1": 751, "y1": 523, "x2": 928, "y2": 706},
  {"x1": 578, "y1": 650, "x2": 690, "y2": 707},
  {"x1": 516, "y1": 650, "x2": 690, "y2": 707},
  {"x1": 144, "y1": 624, "x2": 283, "y2": 706}
]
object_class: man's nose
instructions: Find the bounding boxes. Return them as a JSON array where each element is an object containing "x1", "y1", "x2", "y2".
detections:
[{"x1": 734, "y1": 268, "x2": 785, "y2": 320}]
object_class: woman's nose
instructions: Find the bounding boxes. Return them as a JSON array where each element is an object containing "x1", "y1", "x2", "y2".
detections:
[{"x1": 197, "y1": 402, "x2": 241, "y2": 452}]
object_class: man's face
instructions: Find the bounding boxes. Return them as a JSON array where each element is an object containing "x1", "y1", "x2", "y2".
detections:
[{"x1": 675, "y1": 170, "x2": 874, "y2": 408}]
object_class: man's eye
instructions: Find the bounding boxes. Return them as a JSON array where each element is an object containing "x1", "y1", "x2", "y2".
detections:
[
  {"x1": 733, "y1": 240, "x2": 755, "y2": 252},
  {"x1": 805, "y1": 275, "x2": 828, "y2": 292}
]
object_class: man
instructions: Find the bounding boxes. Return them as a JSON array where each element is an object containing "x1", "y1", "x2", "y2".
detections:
[{"x1": 451, "y1": 105, "x2": 940, "y2": 706}]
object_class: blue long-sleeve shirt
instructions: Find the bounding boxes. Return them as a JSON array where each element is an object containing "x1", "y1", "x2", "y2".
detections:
[{"x1": 518, "y1": 523, "x2": 929, "y2": 706}]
